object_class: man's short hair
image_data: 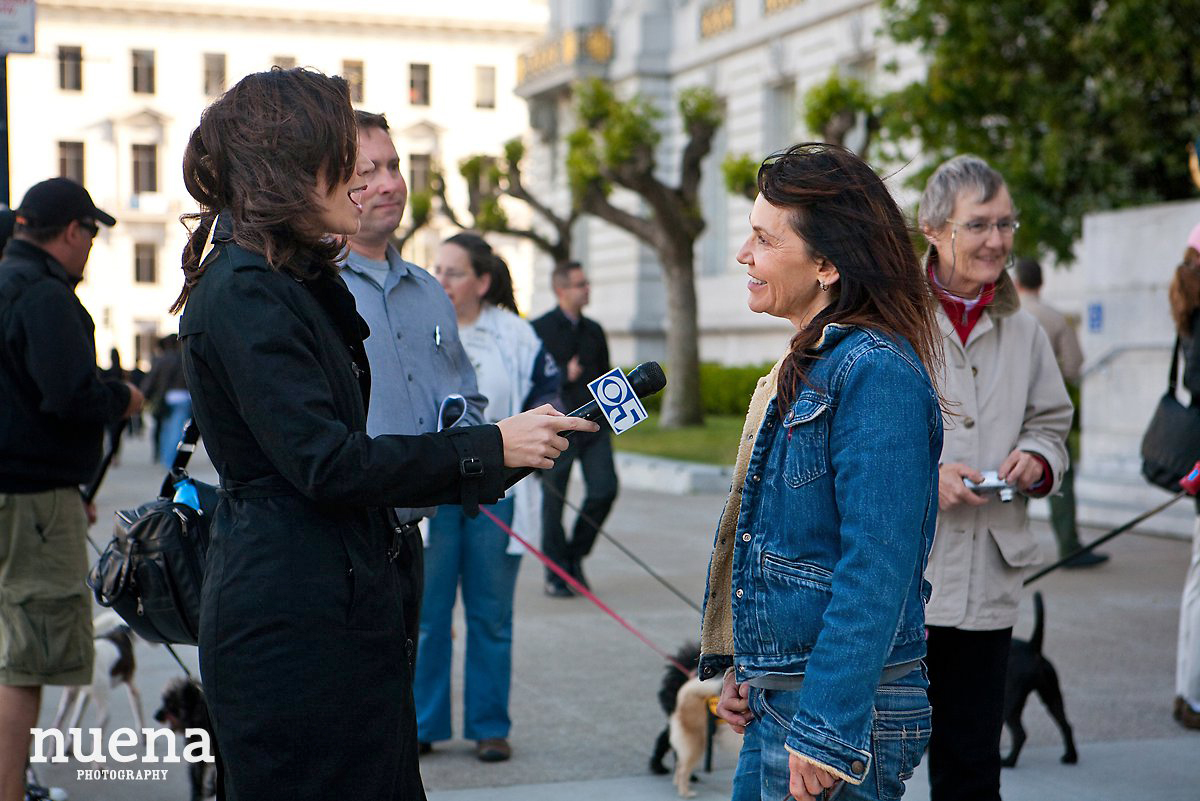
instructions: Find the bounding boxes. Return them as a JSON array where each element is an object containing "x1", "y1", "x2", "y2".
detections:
[
  {"x1": 1014, "y1": 258, "x2": 1043, "y2": 291},
  {"x1": 14, "y1": 221, "x2": 67, "y2": 245},
  {"x1": 354, "y1": 110, "x2": 389, "y2": 134},
  {"x1": 551, "y1": 261, "x2": 584, "y2": 289}
]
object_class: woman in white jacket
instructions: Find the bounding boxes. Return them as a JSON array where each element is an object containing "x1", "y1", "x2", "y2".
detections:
[
  {"x1": 917, "y1": 155, "x2": 1073, "y2": 801},
  {"x1": 415, "y1": 232, "x2": 560, "y2": 763}
]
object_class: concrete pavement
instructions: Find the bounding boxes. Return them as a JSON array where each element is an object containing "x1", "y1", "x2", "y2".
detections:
[{"x1": 27, "y1": 434, "x2": 1200, "y2": 800}]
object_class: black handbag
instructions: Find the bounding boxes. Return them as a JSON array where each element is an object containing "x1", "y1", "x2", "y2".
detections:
[
  {"x1": 1140, "y1": 337, "x2": 1200, "y2": 492},
  {"x1": 87, "y1": 421, "x2": 217, "y2": 645}
]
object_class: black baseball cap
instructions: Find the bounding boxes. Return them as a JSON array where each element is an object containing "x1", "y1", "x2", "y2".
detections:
[{"x1": 15, "y1": 178, "x2": 116, "y2": 229}]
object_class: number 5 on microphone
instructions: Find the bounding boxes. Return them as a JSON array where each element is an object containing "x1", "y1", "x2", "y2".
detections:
[{"x1": 586, "y1": 368, "x2": 648, "y2": 435}]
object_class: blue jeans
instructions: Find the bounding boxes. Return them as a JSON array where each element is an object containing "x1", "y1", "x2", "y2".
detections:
[
  {"x1": 732, "y1": 668, "x2": 931, "y2": 801},
  {"x1": 414, "y1": 497, "x2": 520, "y2": 742},
  {"x1": 158, "y1": 397, "x2": 192, "y2": 466}
]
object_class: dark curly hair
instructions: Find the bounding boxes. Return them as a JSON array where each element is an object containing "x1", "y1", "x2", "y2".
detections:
[
  {"x1": 1170, "y1": 246, "x2": 1200, "y2": 335},
  {"x1": 171, "y1": 68, "x2": 358, "y2": 313},
  {"x1": 758, "y1": 143, "x2": 942, "y2": 414}
]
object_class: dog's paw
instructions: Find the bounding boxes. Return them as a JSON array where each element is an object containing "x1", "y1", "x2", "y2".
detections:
[
  {"x1": 1000, "y1": 754, "x2": 1017, "y2": 768},
  {"x1": 649, "y1": 758, "x2": 669, "y2": 775},
  {"x1": 1062, "y1": 750, "x2": 1079, "y2": 765}
]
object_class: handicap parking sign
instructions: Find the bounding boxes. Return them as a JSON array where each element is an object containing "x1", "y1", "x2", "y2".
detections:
[{"x1": 587, "y1": 368, "x2": 648, "y2": 435}]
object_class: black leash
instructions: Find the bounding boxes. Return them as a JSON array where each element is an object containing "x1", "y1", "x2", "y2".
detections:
[
  {"x1": 1024, "y1": 491, "x2": 1188, "y2": 586},
  {"x1": 539, "y1": 475, "x2": 703, "y2": 613}
]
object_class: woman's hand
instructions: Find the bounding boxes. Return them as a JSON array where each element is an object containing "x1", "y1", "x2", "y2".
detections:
[
  {"x1": 789, "y1": 753, "x2": 841, "y2": 800},
  {"x1": 938, "y1": 462, "x2": 988, "y2": 510},
  {"x1": 998, "y1": 448, "x2": 1044, "y2": 492},
  {"x1": 495, "y1": 404, "x2": 599, "y2": 469},
  {"x1": 715, "y1": 669, "x2": 753, "y2": 733}
]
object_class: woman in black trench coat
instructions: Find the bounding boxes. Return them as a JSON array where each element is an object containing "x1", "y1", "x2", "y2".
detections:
[{"x1": 171, "y1": 68, "x2": 593, "y2": 801}]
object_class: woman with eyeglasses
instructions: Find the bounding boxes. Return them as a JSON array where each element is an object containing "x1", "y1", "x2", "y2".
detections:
[{"x1": 917, "y1": 155, "x2": 1073, "y2": 801}]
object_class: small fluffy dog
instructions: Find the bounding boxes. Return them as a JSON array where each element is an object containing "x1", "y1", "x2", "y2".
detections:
[
  {"x1": 650, "y1": 643, "x2": 700, "y2": 775},
  {"x1": 49, "y1": 611, "x2": 145, "y2": 754},
  {"x1": 155, "y1": 678, "x2": 218, "y2": 801},
  {"x1": 650, "y1": 643, "x2": 743, "y2": 799},
  {"x1": 1001, "y1": 591, "x2": 1078, "y2": 768}
]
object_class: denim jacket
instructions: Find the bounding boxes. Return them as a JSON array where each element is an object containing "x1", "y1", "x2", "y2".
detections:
[{"x1": 698, "y1": 324, "x2": 942, "y2": 780}]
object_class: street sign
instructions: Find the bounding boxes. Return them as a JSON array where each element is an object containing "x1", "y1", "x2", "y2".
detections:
[{"x1": 0, "y1": 1, "x2": 34, "y2": 55}]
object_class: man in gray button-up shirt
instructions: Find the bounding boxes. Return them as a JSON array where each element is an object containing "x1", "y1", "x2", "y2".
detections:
[{"x1": 342, "y1": 111, "x2": 486, "y2": 526}]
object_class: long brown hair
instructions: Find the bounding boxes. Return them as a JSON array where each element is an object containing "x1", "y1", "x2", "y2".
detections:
[
  {"x1": 759, "y1": 143, "x2": 942, "y2": 413},
  {"x1": 1169, "y1": 246, "x2": 1200, "y2": 334},
  {"x1": 171, "y1": 68, "x2": 359, "y2": 313}
]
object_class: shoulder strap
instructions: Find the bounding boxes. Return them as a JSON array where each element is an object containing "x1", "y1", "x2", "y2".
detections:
[{"x1": 1169, "y1": 336, "x2": 1182, "y2": 395}]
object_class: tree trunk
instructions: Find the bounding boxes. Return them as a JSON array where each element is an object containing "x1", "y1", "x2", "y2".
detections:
[{"x1": 659, "y1": 254, "x2": 704, "y2": 428}]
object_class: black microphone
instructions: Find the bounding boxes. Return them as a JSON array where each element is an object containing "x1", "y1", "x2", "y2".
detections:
[{"x1": 502, "y1": 361, "x2": 667, "y2": 489}]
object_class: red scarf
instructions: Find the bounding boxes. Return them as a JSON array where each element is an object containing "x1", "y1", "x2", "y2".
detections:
[{"x1": 930, "y1": 263, "x2": 996, "y2": 345}]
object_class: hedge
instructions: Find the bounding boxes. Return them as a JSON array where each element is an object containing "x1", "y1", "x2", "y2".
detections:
[{"x1": 629, "y1": 362, "x2": 774, "y2": 417}]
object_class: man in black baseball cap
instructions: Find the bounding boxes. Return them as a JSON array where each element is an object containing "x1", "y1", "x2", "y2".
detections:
[
  {"x1": 0, "y1": 177, "x2": 138, "y2": 801},
  {"x1": 11, "y1": 177, "x2": 116, "y2": 279}
]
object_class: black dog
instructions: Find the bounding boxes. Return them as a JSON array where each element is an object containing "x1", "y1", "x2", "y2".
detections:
[
  {"x1": 155, "y1": 678, "x2": 219, "y2": 800},
  {"x1": 1001, "y1": 592, "x2": 1079, "y2": 767},
  {"x1": 650, "y1": 642, "x2": 702, "y2": 775}
]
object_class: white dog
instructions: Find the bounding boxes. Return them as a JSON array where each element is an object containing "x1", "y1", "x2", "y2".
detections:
[
  {"x1": 49, "y1": 611, "x2": 145, "y2": 755},
  {"x1": 668, "y1": 675, "x2": 743, "y2": 798}
]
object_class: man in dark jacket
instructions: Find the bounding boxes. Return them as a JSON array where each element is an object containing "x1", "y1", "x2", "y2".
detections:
[
  {"x1": 532, "y1": 262, "x2": 618, "y2": 597},
  {"x1": 0, "y1": 178, "x2": 143, "y2": 801}
]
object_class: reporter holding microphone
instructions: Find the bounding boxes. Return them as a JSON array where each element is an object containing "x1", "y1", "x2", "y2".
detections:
[{"x1": 170, "y1": 68, "x2": 595, "y2": 801}]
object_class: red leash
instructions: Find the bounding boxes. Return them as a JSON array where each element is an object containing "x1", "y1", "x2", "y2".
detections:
[{"x1": 478, "y1": 506, "x2": 695, "y2": 678}]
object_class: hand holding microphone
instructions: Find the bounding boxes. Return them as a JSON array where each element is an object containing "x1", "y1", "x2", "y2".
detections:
[
  {"x1": 501, "y1": 361, "x2": 667, "y2": 489},
  {"x1": 496, "y1": 405, "x2": 598, "y2": 470}
]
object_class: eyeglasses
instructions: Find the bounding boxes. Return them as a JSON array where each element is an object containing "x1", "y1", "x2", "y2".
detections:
[
  {"x1": 947, "y1": 218, "x2": 1020, "y2": 237},
  {"x1": 78, "y1": 219, "x2": 100, "y2": 238}
]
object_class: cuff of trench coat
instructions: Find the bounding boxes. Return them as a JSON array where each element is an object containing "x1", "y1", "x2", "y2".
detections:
[{"x1": 445, "y1": 424, "x2": 505, "y2": 515}]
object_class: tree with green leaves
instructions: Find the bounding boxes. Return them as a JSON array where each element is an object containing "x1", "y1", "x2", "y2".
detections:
[
  {"x1": 436, "y1": 140, "x2": 578, "y2": 267},
  {"x1": 567, "y1": 78, "x2": 722, "y2": 427},
  {"x1": 391, "y1": 188, "x2": 433, "y2": 252},
  {"x1": 880, "y1": 0, "x2": 1200, "y2": 263}
]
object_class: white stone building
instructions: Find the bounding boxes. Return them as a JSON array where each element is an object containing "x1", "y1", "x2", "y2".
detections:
[
  {"x1": 517, "y1": 0, "x2": 925, "y2": 366},
  {"x1": 11, "y1": 0, "x2": 547, "y2": 369}
]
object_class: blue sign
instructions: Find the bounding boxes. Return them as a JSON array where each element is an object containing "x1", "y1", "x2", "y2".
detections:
[
  {"x1": 1087, "y1": 303, "x2": 1103, "y2": 333},
  {"x1": 586, "y1": 368, "x2": 647, "y2": 435}
]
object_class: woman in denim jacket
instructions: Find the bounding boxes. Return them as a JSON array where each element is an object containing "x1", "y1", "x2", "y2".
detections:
[{"x1": 700, "y1": 144, "x2": 943, "y2": 801}]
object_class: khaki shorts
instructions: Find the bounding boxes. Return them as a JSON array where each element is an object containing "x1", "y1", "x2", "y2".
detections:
[{"x1": 0, "y1": 488, "x2": 93, "y2": 686}]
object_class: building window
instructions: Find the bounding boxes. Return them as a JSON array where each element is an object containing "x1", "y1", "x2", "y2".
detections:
[
  {"x1": 765, "y1": 80, "x2": 796, "y2": 153},
  {"x1": 410, "y1": 154, "x2": 431, "y2": 193},
  {"x1": 134, "y1": 323, "x2": 158, "y2": 369},
  {"x1": 475, "y1": 66, "x2": 496, "y2": 109},
  {"x1": 273, "y1": 56, "x2": 296, "y2": 69},
  {"x1": 134, "y1": 243, "x2": 157, "y2": 284},
  {"x1": 203, "y1": 53, "x2": 226, "y2": 96},
  {"x1": 342, "y1": 60, "x2": 364, "y2": 103},
  {"x1": 132, "y1": 144, "x2": 158, "y2": 193},
  {"x1": 58, "y1": 141, "x2": 84, "y2": 184},
  {"x1": 409, "y1": 63, "x2": 430, "y2": 106},
  {"x1": 132, "y1": 49, "x2": 155, "y2": 94},
  {"x1": 58, "y1": 46, "x2": 82, "y2": 91}
]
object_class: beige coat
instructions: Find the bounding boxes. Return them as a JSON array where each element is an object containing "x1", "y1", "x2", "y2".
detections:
[
  {"x1": 1019, "y1": 293, "x2": 1084, "y2": 386},
  {"x1": 925, "y1": 269, "x2": 1073, "y2": 630}
]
